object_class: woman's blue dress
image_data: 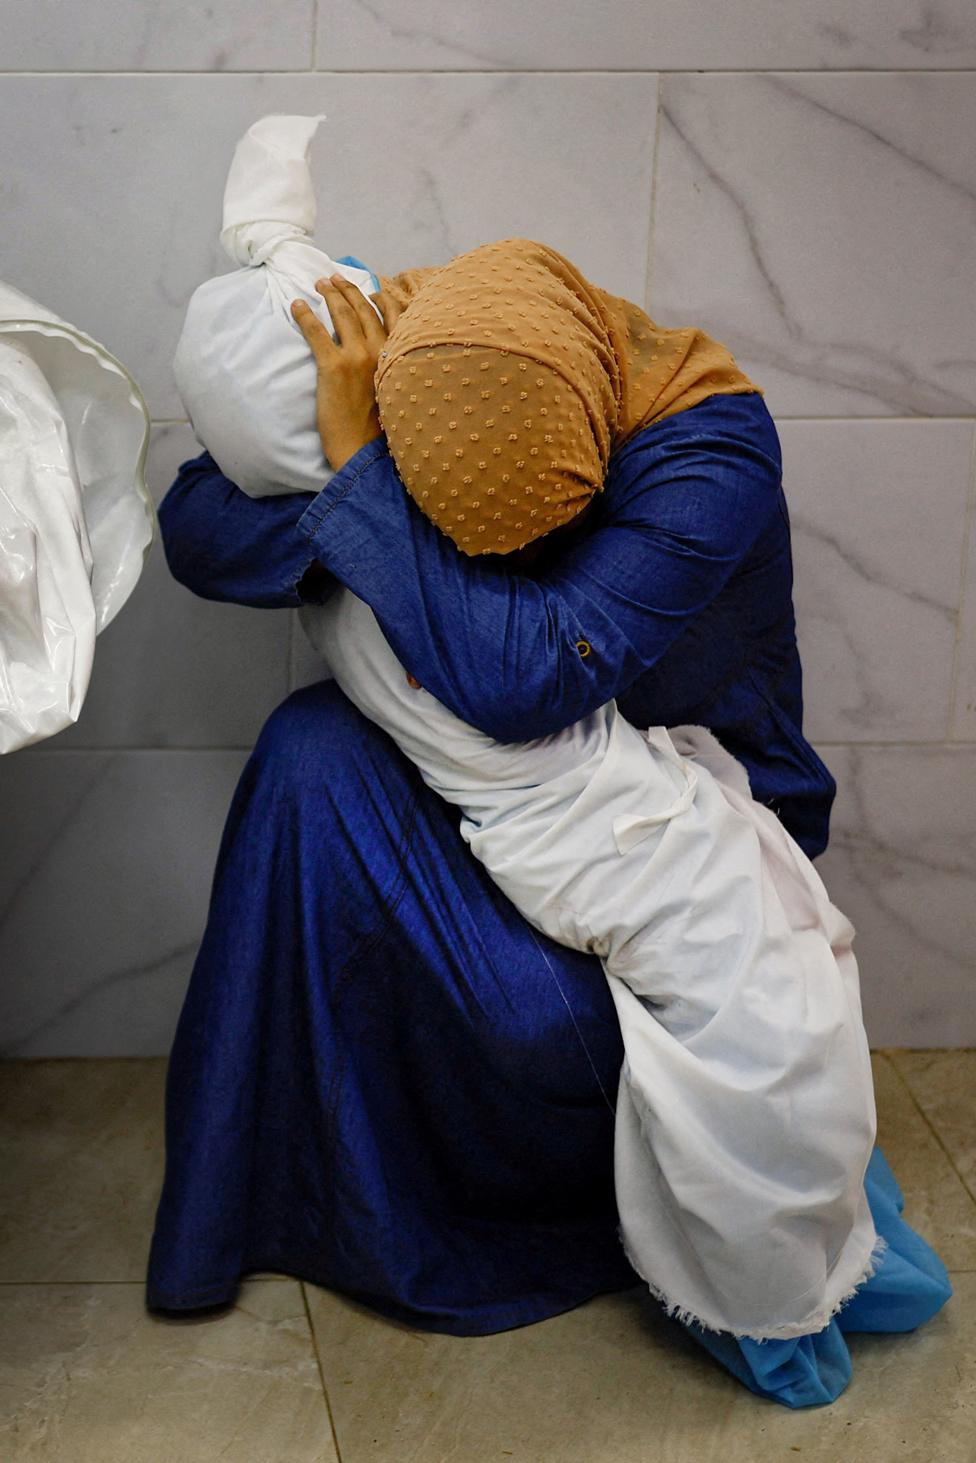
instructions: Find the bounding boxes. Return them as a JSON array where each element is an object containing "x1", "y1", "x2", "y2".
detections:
[{"x1": 146, "y1": 378, "x2": 952, "y2": 1409}]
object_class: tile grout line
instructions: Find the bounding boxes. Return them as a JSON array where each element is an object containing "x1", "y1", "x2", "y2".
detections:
[
  {"x1": 643, "y1": 75, "x2": 662, "y2": 311},
  {"x1": 880, "y1": 1048, "x2": 976, "y2": 1210},
  {"x1": 2, "y1": 68, "x2": 976, "y2": 76},
  {"x1": 946, "y1": 422, "x2": 976, "y2": 734},
  {"x1": 18, "y1": 739, "x2": 976, "y2": 754},
  {"x1": 0, "y1": 1277, "x2": 284, "y2": 1285},
  {"x1": 0, "y1": 1272, "x2": 963, "y2": 1285},
  {"x1": 149, "y1": 417, "x2": 976, "y2": 423},
  {"x1": 300, "y1": 1282, "x2": 345, "y2": 1463}
]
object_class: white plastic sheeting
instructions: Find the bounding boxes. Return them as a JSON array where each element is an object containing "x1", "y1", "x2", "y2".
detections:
[{"x1": 0, "y1": 281, "x2": 154, "y2": 752}]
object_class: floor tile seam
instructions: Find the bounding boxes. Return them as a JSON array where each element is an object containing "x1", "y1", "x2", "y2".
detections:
[
  {"x1": 880, "y1": 1050, "x2": 976, "y2": 1210},
  {"x1": 0, "y1": 1276, "x2": 286, "y2": 1286},
  {"x1": 300, "y1": 1282, "x2": 344, "y2": 1463},
  {"x1": 879, "y1": 1047, "x2": 976, "y2": 1053},
  {"x1": 5, "y1": 68, "x2": 976, "y2": 75}
]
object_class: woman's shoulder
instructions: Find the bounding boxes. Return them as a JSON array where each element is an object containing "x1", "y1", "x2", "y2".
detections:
[
  {"x1": 599, "y1": 391, "x2": 785, "y2": 555},
  {"x1": 611, "y1": 390, "x2": 782, "y2": 485}
]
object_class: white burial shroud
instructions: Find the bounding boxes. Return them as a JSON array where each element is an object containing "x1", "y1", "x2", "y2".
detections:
[
  {"x1": 172, "y1": 112, "x2": 380, "y2": 503},
  {"x1": 301, "y1": 585, "x2": 887, "y2": 1341}
]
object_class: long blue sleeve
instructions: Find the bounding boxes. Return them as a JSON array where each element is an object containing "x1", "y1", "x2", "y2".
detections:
[
  {"x1": 293, "y1": 399, "x2": 784, "y2": 742},
  {"x1": 157, "y1": 393, "x2": 785, "y2": 745},
  {"x1": 157, "y1": 449, "x2": 332, "y2": 609}
]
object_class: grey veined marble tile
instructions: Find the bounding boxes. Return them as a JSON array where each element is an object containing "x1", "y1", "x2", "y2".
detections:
[
  {"x1": 949, "y1": 445, "x2": 976, "y2": 741},
  {"x1": 0, "y1": 0, "x2": 315, "y2": 70},
  {"x1": 778, "y1": 418, "x2": 973, "y2": 742},
  {"x1": 0, "y1": 1280, "x2": 338, "y2": 1462},
  {"x1": 0, "y1": 1057, "x2": 289, "y2": 1283},
  {"x1": 811, "y1": 743, "x2": 976, "y2": 1048},
  {"x1": 42, "y1": 424, "x2": 294, "y2": 751},
  {"x1": 651, "y1": 73, "x2": 976, "y2": 418},
  {"x1": 0, "y1": 1058, "x2": 167, "y2": 1282},
  {"x1": 307, "y1": 1270, "x2": 974, "y2": 1462},
  {"x1": 315, "y1": 0, "x2": 976, "y2": 71},
  {"x1": 869, "y1": 1052, "x2": 976, "y2": 1269},
  {"x1": 0, "y1": 73, "x2": 657, "y2": 419},
  {"x1": 0, "y1": 749, "x2": 248, "y2": 1056},
  {"x1": 888, "y1": 1049, "x2": 976, "y2": 1199},
  {"x1": 290, "y1": 611, "x2": 335, "y2": 695}
]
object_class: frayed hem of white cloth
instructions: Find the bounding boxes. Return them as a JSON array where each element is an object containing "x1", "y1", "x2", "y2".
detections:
[{"x1": 617, "y1": 1225, "x2": 891, "y2": 1342}]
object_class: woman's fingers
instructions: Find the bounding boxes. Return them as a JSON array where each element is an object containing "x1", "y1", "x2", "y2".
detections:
[
  {"x1": 289, "y1": 297, "x2": 336, "y2": 365},
  {"x1": 291, "y1": 275, "x2": 399, "y2": 367},
  {"x1": 316, "y1": 274, "x2": 387, "y2": 351},
  {"x1": 372, "y1": 288, "x2": 403, "y2": 336}
]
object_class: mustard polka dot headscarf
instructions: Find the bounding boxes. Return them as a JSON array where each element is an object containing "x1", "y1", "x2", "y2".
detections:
[{"x1": 374, "y1": 237, "x2": 762, "y2": 557}]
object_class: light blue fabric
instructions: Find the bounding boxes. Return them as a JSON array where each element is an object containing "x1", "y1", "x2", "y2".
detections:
[
  {"x1": 682, "y1": 1145, "x2": 953, "y2": 1407},
  {"x1": 335, "y1": 253, "x2": 381, "y2": 294}
]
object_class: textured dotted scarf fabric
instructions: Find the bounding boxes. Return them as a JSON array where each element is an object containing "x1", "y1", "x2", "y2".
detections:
[{"x1": 374, "y1": 237, "x2": 762, "y2": 556}]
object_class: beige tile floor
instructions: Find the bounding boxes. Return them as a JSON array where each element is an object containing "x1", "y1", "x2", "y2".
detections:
[{"x1": 0, "y1": 1050, "x2": 973, "y2": 1461}]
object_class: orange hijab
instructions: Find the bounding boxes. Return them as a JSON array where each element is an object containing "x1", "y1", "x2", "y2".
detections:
[{"x1": 375, "y1": 237, "x2": 761, "y2": 556}]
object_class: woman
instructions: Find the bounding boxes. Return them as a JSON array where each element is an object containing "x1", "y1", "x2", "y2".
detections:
[{"x1": 146, "y1": 240, "x2": 951, "y2": 1408}]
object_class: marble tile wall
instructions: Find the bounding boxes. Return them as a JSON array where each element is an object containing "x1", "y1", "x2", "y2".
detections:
[{"x1": 0, "y1": 3, "x2": 973, "y2": 1052}]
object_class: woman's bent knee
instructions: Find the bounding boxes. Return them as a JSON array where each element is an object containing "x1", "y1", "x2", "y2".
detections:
[{"x1": 251, "y1": 679, "x2": 416, "y2": 799}]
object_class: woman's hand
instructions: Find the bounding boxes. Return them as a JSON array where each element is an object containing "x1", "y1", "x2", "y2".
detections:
[
  {"x1": 292, "y1": 275, "x2": 418, "y2": 689},
  {"x1": 291, "y1": 274, "x2": 403, "y2": 473}
]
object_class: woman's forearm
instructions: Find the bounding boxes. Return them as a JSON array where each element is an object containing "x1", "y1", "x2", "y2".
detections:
[
  {"x1": 295, "y1": 414, "x2": 780, "y2": 744},
  {"x1": 160, "y1": 399, "x2": 780, "y2": 750},
  {"x1": 157, "y1": 450, "x2": 338, "y2": 608}
]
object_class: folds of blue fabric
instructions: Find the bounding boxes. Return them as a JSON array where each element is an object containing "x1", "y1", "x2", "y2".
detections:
[
  {"x1": 145, "y1": 679, "x2": 953, "y2": 1407},
  {"x1": 146, "y1": 679, "x2": 639, "y2": 1329}
]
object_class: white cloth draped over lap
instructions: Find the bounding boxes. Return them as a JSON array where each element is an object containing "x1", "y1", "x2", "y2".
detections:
[{"x1": 300, "y1": 586, "x2": 885, "y2": 1342}]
